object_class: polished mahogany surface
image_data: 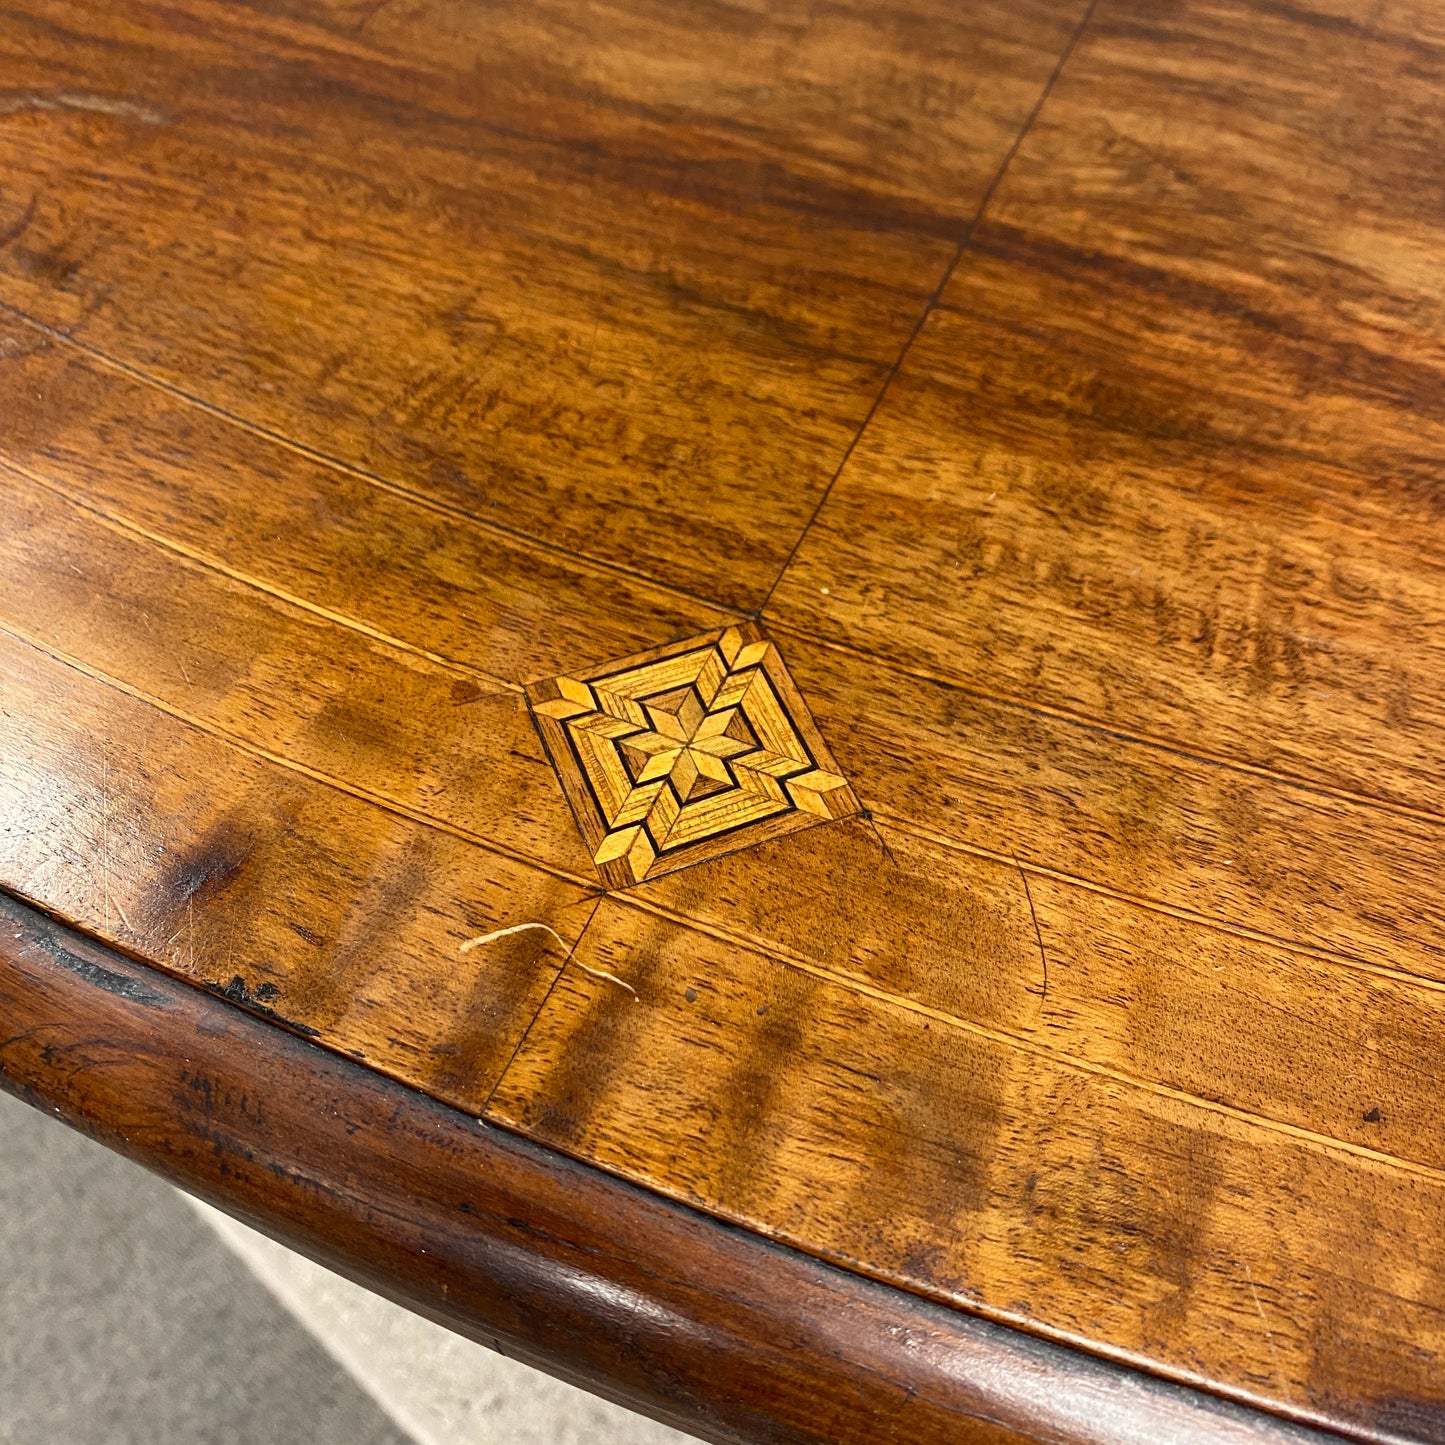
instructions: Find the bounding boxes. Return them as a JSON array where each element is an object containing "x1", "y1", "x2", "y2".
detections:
[{"x1": 3, "y1": 2, "x2": 1444, "y2": 1440}]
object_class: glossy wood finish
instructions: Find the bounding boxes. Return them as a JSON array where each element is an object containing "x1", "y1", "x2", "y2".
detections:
[
  {"x1": 0, "y1": 892, "x2": 1347, "y2": 1445},
  {"x1": 4, "y1": 0, "x2": 1445, "y2": 1439},
  {"x1": 0, "y1": 0, "x2": 1086, "y2": 606},
  {"x1": 770, "y1": 0, "x2": 1445, "y2": 814}
]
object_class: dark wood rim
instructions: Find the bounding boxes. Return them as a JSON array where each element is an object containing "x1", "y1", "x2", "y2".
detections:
[{"x1": 0, "y1": 889, "x2": 1348, "y2": 1445}]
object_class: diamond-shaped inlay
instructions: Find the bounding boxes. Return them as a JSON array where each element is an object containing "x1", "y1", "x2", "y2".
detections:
[{"x1": 526, "y1": 623, "x2": 858, "y2": 887}]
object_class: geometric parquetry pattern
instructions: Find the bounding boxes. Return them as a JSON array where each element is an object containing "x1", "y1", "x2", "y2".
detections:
[{"x1": 526, "y1": 622, "x2": 858, "y2": 887}]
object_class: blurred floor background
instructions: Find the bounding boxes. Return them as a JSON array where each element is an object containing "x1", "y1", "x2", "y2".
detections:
[{"x1": 0, "y1": 1089, "x2": 695, "y2": 1445}]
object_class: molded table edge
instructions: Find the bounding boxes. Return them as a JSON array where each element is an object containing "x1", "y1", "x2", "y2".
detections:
[{"x1": 0, "y1": 890, "x2": 1352, "y2": 1445}]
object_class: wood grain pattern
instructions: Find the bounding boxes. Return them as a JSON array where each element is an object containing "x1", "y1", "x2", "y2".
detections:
[
  {"x1": 3, "y1": 0, "x2": 1445, "y2": 1438},
  {"x1": 489, "y1": 899, "x2": 1445, "y2": 1442},
  {"x1": 18, "y1": 363, "x2": 1445, "y2": 1171},
  {"x1": 768, "y1": 0, "x2": 1445, "y2": 812},
  {"x1": 629, "y1": 810, "x2": 1445, "y2": 1174},
  {"x1": 0, "y1": 0, "x2": 1086, "y2": 605},
  {"x1": 0, "y1": 892, "x2": 1345, "y2": 1445},
  {"x1": 0, "y1": 318, "x2": 736, "y2": 684},
  {"x1": 0, "y1": 462, "x2": 591, "y2": 874},
  {"x1": 0, "y1": 628, "x2": 598, "y2": 1108}
]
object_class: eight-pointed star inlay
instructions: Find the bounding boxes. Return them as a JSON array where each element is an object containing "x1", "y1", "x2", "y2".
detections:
[{"x1": 526, "y1": 623, "x2": 858, "y2": 886}]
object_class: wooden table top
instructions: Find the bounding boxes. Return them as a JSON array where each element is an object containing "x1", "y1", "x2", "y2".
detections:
[{"x1": 2, "y1": 1, "x2": 1442, "y2": 1440}]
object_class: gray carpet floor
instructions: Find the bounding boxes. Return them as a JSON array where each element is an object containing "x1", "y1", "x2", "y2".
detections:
[{"x1": 0, "y1": 1088, "x2": 412, "y2": 1445}]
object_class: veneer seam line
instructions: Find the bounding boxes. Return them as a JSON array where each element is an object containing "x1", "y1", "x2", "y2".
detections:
[
  {"x1": 16, "y1": 410, "x2": 1421, "y2": 850},
  {"x1": 0, "y1": 301, "x2": 741, "y2": 622},
  {"x1": 606, "y1": 889, "x2": 1445, "y2": 1184},
  {"x1": 754, "y1": 0, "x2": 1103, "y2": 615},
  {"x1": 1, "y1": 459, "x2": 522, "y2": 695},
  {"x1": 0, "y1": 617, "x2": 601, "y2": 896}
]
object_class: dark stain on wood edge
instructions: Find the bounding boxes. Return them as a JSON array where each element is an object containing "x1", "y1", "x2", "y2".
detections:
[
  {"x1": 20, "y1": 912, "x2": 171, "y2": 1008},
  {"x1": 205, "y1": 973, "x2": 322, "y2": 1037},
  {"x1": 0, "y1": 889, "x2": 1353, "y2": 1445}
]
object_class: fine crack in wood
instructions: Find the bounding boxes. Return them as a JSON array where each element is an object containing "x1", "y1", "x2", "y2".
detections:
[{"x1": 460, "y1": 921, "x2": 637, "y2": 1000}]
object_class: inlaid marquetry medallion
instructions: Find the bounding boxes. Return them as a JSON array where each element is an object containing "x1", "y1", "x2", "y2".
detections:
[{"x1": 526, "y1": 623, "x2": 858, "y2": 887}]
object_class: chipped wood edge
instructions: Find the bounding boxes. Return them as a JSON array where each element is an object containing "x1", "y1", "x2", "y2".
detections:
[{"x1": 0, "y1": 889, "x2": 1352, "y2": 1445}]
